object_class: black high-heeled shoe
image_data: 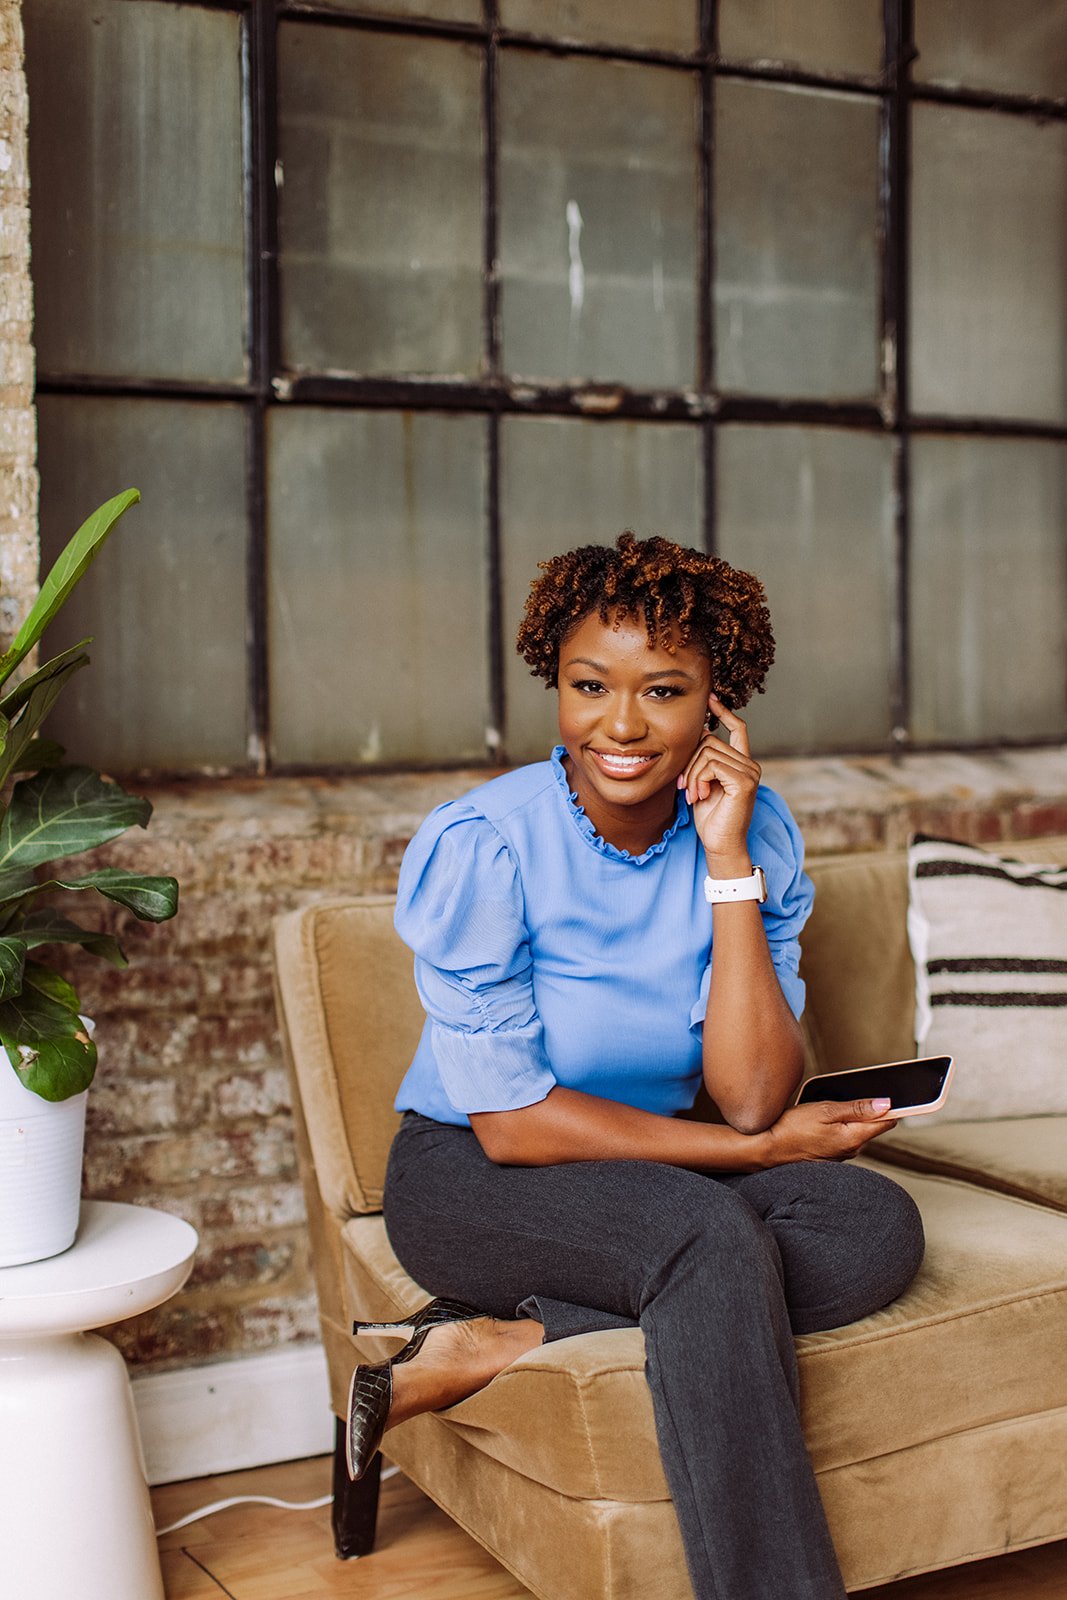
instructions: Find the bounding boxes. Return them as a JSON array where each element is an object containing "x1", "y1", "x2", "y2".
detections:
[
  {"x1": 352, "y1": 1296, "x2": 480, "y2": 1341},
  {"x1": 345, "y1": 1299, "x2": 484, "y2": 1482}
]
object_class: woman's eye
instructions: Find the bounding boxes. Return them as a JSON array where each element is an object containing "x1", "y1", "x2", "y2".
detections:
[
  {"x1": 573, "y1": 679, "x2": 605, "y2": 695},
  {"x1": 647, "y1": 685, "x2": 683, "y2": 700}
]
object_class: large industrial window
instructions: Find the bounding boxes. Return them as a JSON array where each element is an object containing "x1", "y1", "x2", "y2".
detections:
[{"x1": 26, "y1": 0, "x2": 1067, "y2": 775}]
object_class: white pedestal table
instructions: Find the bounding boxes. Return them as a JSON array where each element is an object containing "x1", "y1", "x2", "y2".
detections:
[{"x1": 0, "y1": 1199, "x2": 198, "y2": 1599}]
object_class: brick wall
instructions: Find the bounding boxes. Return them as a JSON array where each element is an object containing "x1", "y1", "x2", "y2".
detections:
[
  {"x1": 68, "y1": 746, "x2": 1067, "y2": 1371},
  {"x1": 0, "y1": 0, "x2": 36, "y2": 642}
]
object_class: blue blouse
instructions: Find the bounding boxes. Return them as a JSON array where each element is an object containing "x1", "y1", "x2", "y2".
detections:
[{"x1": 393, "y1": 746, "x2": 813, "y2": 1128}]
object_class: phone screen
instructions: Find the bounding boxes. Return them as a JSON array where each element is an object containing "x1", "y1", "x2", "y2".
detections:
[{"x1": 795, "y1": 1057, "x2": 952, "y2": 1110}]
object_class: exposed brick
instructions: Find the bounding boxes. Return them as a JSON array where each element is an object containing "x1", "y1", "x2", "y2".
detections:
[
  {"x1": 186, "y1": 1235, "x2": 299, "y2": 1292},
  {"x1": 200, "y1": 1181, "x2": 307, "y2": 1232},
  {"x1": 233, "y1": 1293, "x2": 322, "y2": 1352},
  {"x1": 85, "y1": 1074, "x2": 200, "y2": 1137},
  {"x1": 105, "y1": 1303, "x2": 230, "y2": 1368},
  {"x1": 883, "y1": 805, "x2": 1007, "y2": 852},
  {"x1": 215, "y1": 1066, "x2": 291, "y2": 1120},
  {"x1": 83, "y1": 1120, "x2": 297, "y2": 1195}
]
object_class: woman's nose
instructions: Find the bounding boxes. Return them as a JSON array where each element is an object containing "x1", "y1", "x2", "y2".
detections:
[{"x1": 606, "y1": 695, "x2": 646, "y2": 740}]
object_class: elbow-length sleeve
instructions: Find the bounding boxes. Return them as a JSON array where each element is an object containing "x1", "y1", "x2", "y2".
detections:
[
  {"x1": 394, "y1": 805, "x2": 558, "y2": 1114},
  {"x1": 690, "y1": 786, "x2": 815, "y2": 1028}
]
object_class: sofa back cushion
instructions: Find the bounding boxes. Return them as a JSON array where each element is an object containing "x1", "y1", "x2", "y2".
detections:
[{"x1": 273, "y1": 898, "x2": 418, "y2": 1216}]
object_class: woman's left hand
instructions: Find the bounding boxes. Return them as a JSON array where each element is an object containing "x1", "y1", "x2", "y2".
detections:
[{"x1": 677, "y1": 695, "x2": 761, "y2": 863}]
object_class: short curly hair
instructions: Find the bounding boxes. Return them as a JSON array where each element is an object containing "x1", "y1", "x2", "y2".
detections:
[{"x1": 515, "y1": 532, "x2": 775, "y2": 710}]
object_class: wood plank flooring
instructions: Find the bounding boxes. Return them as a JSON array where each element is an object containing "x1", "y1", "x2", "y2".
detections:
[{"x1": 152, "y1": 1456, "x2": 1067, "y2": 1600}]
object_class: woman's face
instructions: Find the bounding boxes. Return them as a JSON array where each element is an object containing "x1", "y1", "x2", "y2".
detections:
[{"x1": 557, "y1": 610, "x2": 714, "y2": 824}]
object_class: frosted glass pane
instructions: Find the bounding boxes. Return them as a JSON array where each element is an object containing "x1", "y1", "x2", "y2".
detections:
[
  {"x1": 324, "y1": 0, "x2": 481, "y2": 19},
  {"x1": 25, "y1": 0, "x2": 246, "y2": 384},
  {"x1": 911, "y1": 106, "x2": 1067, "y2": 423},
  {"x1": 268, "y1": 411, "x2": 488, "y2": 765},
  {"x1": 499, "y1": 54, "x2": 699, "y2": 386},
  {"x1": 716, "y1": 426, "x2": 895, "y2": 752},
  {"x1": 910, "y1": 437, "x2": 1067, "y2": 743},
  {"x1": 278, "y1": 27, "x2": 483, "y2": 376},
  {"x1": 719, "y1": 0, "x2": 883, "y2": 76},
  {"x1": 715, "y1": 83, "x2": 880, "y2": 398},
  {"x1": 501, "y1": 418, "x2": 703, "y2": 762},
  {"x1": 501, "y1": 0, "x2": 697, "y2": 52},
  {"x1": 915, "y1": 0, "x2": 1067, "y2": 99},
  {"x1": 36, "y1": 398, "x2": 248, "y2": 771}
]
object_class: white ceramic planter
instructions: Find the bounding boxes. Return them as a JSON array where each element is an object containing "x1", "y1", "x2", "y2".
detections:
[{"x1": 0, "y1": 1022, "x2": 94, "y2": 1268}]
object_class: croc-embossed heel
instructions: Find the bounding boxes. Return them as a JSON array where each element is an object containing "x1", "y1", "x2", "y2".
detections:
[{"x1": 345, "y1": 1299, "x2": 485, "y2": 1482}]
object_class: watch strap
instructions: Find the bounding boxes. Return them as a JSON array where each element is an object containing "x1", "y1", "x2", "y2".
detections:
[{"x1": 703, "y1": 866, "x2": 767, "y2": 905}]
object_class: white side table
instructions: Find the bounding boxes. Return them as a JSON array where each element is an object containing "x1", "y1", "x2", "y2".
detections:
[{"x1": 0, "y1": 1199, "x2": 198, "y2": 1600}]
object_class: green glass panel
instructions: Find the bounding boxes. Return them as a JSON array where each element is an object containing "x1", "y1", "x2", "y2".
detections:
[
  {"x1": 715, "y1": 82, "x2": 881, "y2": 399},
  {"x1": 501, "y1": 0, "x2": 697, "y2": 52},
  {"x1": 277, "y1": 26, "x2": 483, "y2": 377},
  {"x1": 910, "y1": 437, "x2": 1067, "y2": 743},
  {"x1": 499, "y1": 53, "x2": 699, "y2": 387},
  {"x1": 501, "y1": 417, "x2": 703, "y2": 762},
  {"x1": 25, "y1": 0, "x2": 246, "y2": 383},
  {"x1": 719, "y1": 0, "x2": 883, "y2": 76},
  {"x1": 915, "y1": 0, "x2": 1067, "y2": 99},
  {"x1": 716, "y1": 426, "x2": 896, "y2": 753},
  {"x1": 911, "y1": 105, "x2": 1067, "y2": 423},
  {"x1": 36, "y1": 397, "x2": 248, "y2": 771},
  {"x1": 268, "y1": 410, "x2": 488, "y2": 765}
]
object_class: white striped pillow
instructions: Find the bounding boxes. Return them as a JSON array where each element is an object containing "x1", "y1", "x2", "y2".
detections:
[{"x1": 907, "y1": 835, "x2": 1067, "y2": 1121}]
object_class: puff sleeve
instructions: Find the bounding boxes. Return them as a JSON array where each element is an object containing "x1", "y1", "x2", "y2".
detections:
[
  {"x1": 689, "y1": 786, "x2": 814, "y2": 1029},
  {"x1": 394, "y1": 804, "x2": 558, "y2": 1114}
]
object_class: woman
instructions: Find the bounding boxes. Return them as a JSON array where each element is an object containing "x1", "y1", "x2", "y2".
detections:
[{"x1": 349, "y1": 534, "x2": 924, "y2": 1600}]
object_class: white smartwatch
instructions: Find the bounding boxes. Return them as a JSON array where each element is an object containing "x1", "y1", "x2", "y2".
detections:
[{"x1": 703, "y1": 866, "x2": 767, "y2": 905}]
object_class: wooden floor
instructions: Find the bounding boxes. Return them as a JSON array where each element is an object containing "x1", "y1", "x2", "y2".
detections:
[{"x1": 153, "y1": 1456, "x2": 1067, "y2": 1600}]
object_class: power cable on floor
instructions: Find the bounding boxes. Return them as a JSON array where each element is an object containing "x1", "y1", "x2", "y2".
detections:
[{"x1": 155, "y1": 1463, "x2": 401, "y2": 1537}]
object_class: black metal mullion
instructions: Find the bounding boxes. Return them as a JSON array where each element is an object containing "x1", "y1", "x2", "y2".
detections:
[
  {"x1": 484, "y1": 0, "x2": 505, "y2": 760},
  {"x1": 698, "y1": 0, "x2": 716, "y2": 555},
  {"x1": 247, "y1": 0, "x2": 280, "y2": 775},
  {"x1": 884, "y1": 0, "x2": 912, "y2": 747}
]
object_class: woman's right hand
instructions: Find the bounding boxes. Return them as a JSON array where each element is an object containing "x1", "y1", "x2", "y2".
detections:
[{"x1": 761, "y1": 1099, "x2": 898, "y2": 1166}]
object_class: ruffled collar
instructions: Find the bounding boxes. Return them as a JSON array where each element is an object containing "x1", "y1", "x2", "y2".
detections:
[{"x1": 549, "y1": 745, "x2": 691, "y2": 865}]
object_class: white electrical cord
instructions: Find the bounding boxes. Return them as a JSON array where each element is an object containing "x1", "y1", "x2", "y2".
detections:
[{"x1": 155, "y1": 1463, "x2": 401, "y2": 1538}]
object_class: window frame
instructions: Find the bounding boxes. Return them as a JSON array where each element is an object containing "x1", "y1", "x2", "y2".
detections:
[{"x1": 32, "y1": 0, "x2": 1067, "y2": 775}]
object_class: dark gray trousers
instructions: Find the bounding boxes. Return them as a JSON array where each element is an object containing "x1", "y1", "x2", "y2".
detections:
[{"x1": 383, "y1": 1113, "x2": 925, "y2": 1600}]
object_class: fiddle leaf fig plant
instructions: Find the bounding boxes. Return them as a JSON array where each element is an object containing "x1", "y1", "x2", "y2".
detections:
[{"x1": 0, "y1": 488, "x2": 179, "y2": 1101}]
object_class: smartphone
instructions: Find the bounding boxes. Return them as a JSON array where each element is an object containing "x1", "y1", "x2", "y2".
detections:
[{"x1": 794, "y1": 1055, "x2": 954, "y2": 1118}]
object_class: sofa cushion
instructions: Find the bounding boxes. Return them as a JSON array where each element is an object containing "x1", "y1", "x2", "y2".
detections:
[
  {"x1": 908, "y1": 834, "x2": 1067, "y2": 1120},
  {"x1": 340, "y1": 1166, "x2": 1067, "y2": 1502},
  {"x1": 801, "y1": 835, "x2": 1067, "y2": 1079},
  {"x1": 871, "y1": 1116, "x2": 1067, "y2": 1213}
]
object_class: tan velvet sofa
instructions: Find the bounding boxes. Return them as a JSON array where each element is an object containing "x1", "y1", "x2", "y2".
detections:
[{"x1": 271, "y1": 834, "x2": 1067, "y2": 1596}]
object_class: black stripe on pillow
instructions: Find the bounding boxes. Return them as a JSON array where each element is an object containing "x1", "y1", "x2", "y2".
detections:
[
  {"x1": 930, "y1": 991, "x2": 1067, "y2": 1008},
  {"x1": 914, "y1": 860, "x2": 1067, "y2": 891},
  {"x1": 928, "y1": 957, "x2": 1067, "y2": 975}
]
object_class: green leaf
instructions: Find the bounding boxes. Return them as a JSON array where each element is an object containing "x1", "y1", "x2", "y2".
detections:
[
  {"x1": 0, "y1": 933, "x2": 26, "y2": 999},
  {"x1": 0, "y1": 765, "x2": 152, "y2": 869},
  {"x1": 0, "y1": 489, "x2": 139, "y2": 690},
  {"x1": 0, "y1": 867, "x2": 179, "y2": 923},
  {"x1": 14, "y1": 908, "x2": 127, "y2": 967},
  {"x1": 10, "y1": 738, "x2": 66, "y2": 775},
  {"x1": 0, "y1": 962, "x2": 95, "y2": 1101},
  {"x1": 0, "y1": 661, "x2": 89, "y2": 792},
  {"x1": 0, "y1": 639, "x2": 93, "y2": 721}
]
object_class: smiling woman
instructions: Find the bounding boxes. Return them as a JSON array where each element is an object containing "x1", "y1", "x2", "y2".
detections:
[{"x1": 348, "y1": 533, "x2": 926, "y2": 1600}]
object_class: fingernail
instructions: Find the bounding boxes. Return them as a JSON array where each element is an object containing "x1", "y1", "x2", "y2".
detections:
[
  {"x1": 871, "y1": 1098, "x2": 891, "y2": 1114},
  {"x1": 676, "y1": 773, "x2": 685, "y2": 789}
]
